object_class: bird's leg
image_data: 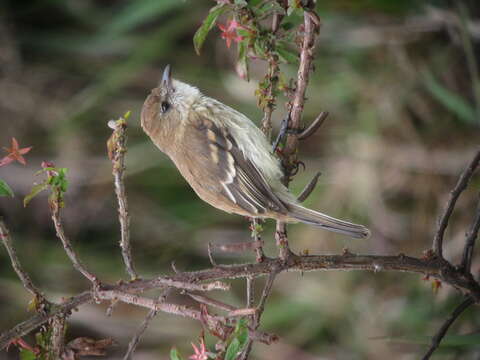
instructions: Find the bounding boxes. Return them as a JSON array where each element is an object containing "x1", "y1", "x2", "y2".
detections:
[{"x1": 272, "y1": 114, "x2": 304, "y2": 153}]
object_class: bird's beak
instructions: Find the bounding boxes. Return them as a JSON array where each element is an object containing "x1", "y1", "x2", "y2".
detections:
[{"x1": 161, "y1": 64, "x2": 173, "y2": 91}]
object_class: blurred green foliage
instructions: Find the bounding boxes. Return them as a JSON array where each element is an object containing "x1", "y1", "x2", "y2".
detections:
[{"x1": 1, "y1": 0, "x2": 480, "y2": 359}]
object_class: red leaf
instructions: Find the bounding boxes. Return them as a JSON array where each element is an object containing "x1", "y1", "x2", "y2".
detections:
[{"x1": 1, "y1": 137, "x2": 32, "y2": 167}]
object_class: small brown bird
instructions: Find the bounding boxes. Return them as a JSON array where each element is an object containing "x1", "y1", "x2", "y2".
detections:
[{"x1": 141, "y1": 65, "x2": 370, "y2": 239}]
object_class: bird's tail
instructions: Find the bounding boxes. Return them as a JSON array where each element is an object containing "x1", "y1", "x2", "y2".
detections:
[{"x1": 287, "y1": 203, "x2": 370, "y2": 239}]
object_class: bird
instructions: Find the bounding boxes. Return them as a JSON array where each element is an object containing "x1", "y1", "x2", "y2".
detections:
[{"x1": 141, "y1": 65, "x2": 370, "y2": 239}]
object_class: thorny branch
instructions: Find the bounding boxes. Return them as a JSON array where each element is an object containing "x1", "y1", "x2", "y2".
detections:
[
  {"x1": 0, "y1": 219, "x2": 43, "y2": 299},
  {"x1": 432, "y1": 148, "x2": 480, "y2": 258},
  {"x1": 240, "y1": 268, "x2": 279, "y2": 360},
  {"x1": 51, "y1": 206, "x2": 99, "y2": 285},
  {"x1": 108, "y1": 117, "x2": 138, "y2": 280},
  {"x1": 2, "y1": 250, "x2": 480, "y2": 351},
  {"x1": 123, "y1": 289, "x2": 171, "y2": 360}
]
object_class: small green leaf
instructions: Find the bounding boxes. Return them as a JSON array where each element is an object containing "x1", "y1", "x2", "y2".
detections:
[
  {"x1": 235, "y1": 318, "x2": 249, "y2": 347},
  {"x1": 282, "y1": 7, "x2": 304, "y2": 29},
  {"x1": 193, "y1": 4, "x2": 229, "y2": 55},
  {"x1": 423, "y1": 71, "x2": 476, "y2": 124},
  {"x1": 170, "y1": 347, "x2": 184, "y2": 360},
  {"x1": 19, "y1": 349, "x2": 36, "y2": 360},
  {"x1": 24, "y1": 182, "x2": 49, "y2": 207},
  {"x1": 225, "y1": 338, "x2": 241, "y2": 360},
  {"x1": 253, "y1": 37, "x2": 268, "y2": 59},
  {"x1": 254, "y1": 1, "x2": 286, "y2": 18},
  {"x1": 0, "y1": 179, "x2": 14, "y2": 197},
  {"x1": 276, "y1": 43, "x2": 299, "y2": 64}
]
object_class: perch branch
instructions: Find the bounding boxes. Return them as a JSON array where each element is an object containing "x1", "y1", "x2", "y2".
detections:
[
  {"x1": 2, "y1": 252, "x2": 480, "y2": 350},
  {"x1": 433, "y1": 148, "x2": 480, "y2": 258}
]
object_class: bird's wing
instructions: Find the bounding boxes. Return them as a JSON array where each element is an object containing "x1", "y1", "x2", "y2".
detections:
[{"x1": 184, "y1": 113, "x2": 288, "y2": 216}]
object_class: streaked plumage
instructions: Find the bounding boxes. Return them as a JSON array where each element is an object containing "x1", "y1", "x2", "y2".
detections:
[{"x1": 141, "y1": 66, "x2": 370, "y2": 239}]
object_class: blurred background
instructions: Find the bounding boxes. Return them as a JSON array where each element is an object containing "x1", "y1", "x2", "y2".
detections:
[{"x1": 1, "y1": 0, "x2": 480, "y2": 359}]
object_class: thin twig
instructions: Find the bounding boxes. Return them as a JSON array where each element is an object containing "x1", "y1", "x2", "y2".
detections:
[
  {"x1": 422, "y1": 297, "x2": 474, "y2": 360},
  {"x1": 460, "y1": 194, "x2": 480, "y2": 273},
  {"x1": 97, "y1": 290, "x2": 227, "y2": 328},
  {"x1": 51, "y1": 207, "x2": 98, "y2": 284},
  {"x1": 3, "y1": 252, "x2": 480, "y2": 350},
  {"x1": 297, "y1": 171, "x2": 321, "y2": 202},
  {"x1": 298, "y1": 111, "x2": 329, "y2": 140},
  {"x1": 240, "y1": 268, "x2": 279, "y2": 360},
  {"x1": 188, "y1": 293, "x2": 236, "y2": 312},
  {"x1": 0, "y1": 219, "x2": 43, "y2": 299},
  {"x1": 109, "y1": 118, "x2": 138, "y2": 280},
  {"x1": 147, "y1": 278, "x2": 230, "y2": 292},
  {"x1": 123, "y1": 289, "x2": 171, "y2": 360},
  {"x1": 433, "y1": 148, "x2": 480, "y2": 258}
]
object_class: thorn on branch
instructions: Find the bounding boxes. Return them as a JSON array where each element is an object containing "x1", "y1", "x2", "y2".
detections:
[
  {"x1": 298, "y1": 111, "x2": 328, "y2": 140},
  {"x1": 207, "y1": 242, "x2": 218, "y2": 267},
  {"x1": 297, "y1": 171, "x2": 321, "y2": 202}
]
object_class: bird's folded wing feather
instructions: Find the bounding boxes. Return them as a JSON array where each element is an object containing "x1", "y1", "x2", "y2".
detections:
[{"x1": 184, "y1": 113, "x2": 288, "y2": 216}]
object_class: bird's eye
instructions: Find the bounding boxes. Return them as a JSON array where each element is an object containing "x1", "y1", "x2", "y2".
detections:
[{"x1": 160, "y1": 101, "x2": 170, "y2": 114}]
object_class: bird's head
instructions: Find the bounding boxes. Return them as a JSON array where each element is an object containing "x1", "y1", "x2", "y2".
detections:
[{"x1": 141, "y1": 65, "x2": 200, "y2": 142}]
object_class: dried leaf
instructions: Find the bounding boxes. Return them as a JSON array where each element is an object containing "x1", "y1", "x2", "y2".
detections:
[{"x1": 67, "y1": 337, "x2": 115, "y2": 356}]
